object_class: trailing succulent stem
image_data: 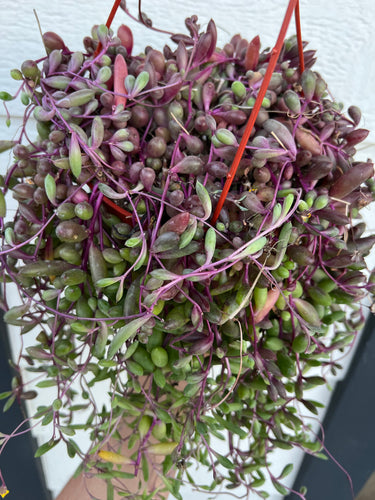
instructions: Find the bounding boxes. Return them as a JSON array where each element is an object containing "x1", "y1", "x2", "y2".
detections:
[{"x1": 0, "y1": 6, "x2": 374, "y2": 499}]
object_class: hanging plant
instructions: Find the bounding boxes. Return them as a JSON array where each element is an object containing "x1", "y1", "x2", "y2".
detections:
[{"x1": 0, "y1": 0, "x2": 374, "y2": 498}]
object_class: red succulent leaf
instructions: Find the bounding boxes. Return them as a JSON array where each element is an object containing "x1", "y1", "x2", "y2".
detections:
[
  {"x1": 245, "y1": 35, "x2": 260, "y2": 71},
  {"x1": 117, "y1": 24, "x2": 134, "y2": 55}
]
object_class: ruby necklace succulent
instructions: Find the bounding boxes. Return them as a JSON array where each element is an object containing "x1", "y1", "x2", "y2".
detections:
[{"x1": 0, "y1": 0, "x2": 375, "y2": 498}]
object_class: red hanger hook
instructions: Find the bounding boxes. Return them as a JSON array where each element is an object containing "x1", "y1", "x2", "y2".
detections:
[{"x1": 211, "y1": 0, "x2": 304, "y2": 225}]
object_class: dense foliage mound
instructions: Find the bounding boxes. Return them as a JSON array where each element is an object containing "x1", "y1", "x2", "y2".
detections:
[{"x1": 0, "y1": 11, "x2": 374, "y2": 499}]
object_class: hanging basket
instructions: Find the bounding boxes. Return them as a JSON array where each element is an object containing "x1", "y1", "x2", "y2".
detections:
[{"x1": 0, "y1": 0, "x2": 374, "y2": 498}]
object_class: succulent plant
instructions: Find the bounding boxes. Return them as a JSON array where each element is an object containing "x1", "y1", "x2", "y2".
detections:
[{"x1": 0, "y1": 1, "x2": 374, "y2": 498}]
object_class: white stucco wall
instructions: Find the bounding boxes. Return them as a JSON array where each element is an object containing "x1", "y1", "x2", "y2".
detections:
[{"x1": 0, "y1": 1, "x2": 374, "y2": 499}]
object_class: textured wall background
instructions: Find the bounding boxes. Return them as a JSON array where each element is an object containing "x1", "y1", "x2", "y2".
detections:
[
  {"x1": 0, "y1": 1, "x2": 374, "y2": 499},
  {"x1": 1, "y1": 0, "x2": 375, "y2": 144}
]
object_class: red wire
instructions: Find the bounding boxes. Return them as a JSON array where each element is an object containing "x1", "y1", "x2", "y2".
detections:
[
  {"x1": 295, "y1": 0, "x2": 305, "y2": 73},
  {"x1": 93, "y1": 0, "x2": 123, "y2": 57},
  {"x1": 89, "y1": 0, "x2": 134, "y2": 224},
  {"x1": 100, "y1": 196, "x2": 133, "y2": 224},
  {"x1": 105, "y1": 0, "x2": 123, "y2": 28},
  {"x1": 93, "y1": 0, "x2": 305, "y2": 226},
  {"x1": 211, "y1": 0, "x2": 303, "y2": 225}
]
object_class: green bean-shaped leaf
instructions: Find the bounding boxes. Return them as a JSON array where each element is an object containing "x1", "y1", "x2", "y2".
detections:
[
  {"x1": 0, "y1": 140, "x2": 17, "y2": 153},
  {"x1": 89, "y1": 244, "x2": 108, "y2": 284},
  {"x1": 301, "y1": 69, "x2": 317, "y2": 101},
  {"x1": 132, "y1": 71, "x2": 149, "y2": 96},
  {"x1": 26, "y1": 346, "x2": 51, "y2": 360},
  {"x1": 283, "y1": 90, "x2": 301, "y2": 114},
  {"x1": 4, "y1": 227, "x2": 15, "y2": 245},
  {"x1": 204, "y1": 227, "x2": 216, "y2": 264},
  {"x1": 44, "y1": 174, "x2": 56, "y2": 203},
  {"x1": 0, "y1": 91, "x2": 14, "y2": 101},
  {"x1": 19, "y1": 260, "x2": 73, "y2": 277},
  {"x1": 281, "y1": 193, "x2": 295, "y2": 218},
  {"x1": 91, "y1": 116, "x2": 104, "y2": 149},
  {"x1": 4, "y1": 303, "x2": 30, "y2": 325},
  {"x1": 69, "y1": 132, "x2": 82, "y2": 178},
  {"x1": 143, "y1": 291, "x2": 158, "y2": 308},
  {"x1": 280, "y1": 463, "x2": 294, "y2": 479},
  {"x1": 147, "y1": 442, "x2": 178, "y2": 455},
  {"x1": 0, "y1": 190, "x2": 6, "y2": 217},
  {"x1": 94, "y1": 322, "x2": 109, "y2": 357},
  {"x1": 231, "y1": 81, "x2": 247, "y2": 99},
  {"x1": 272, "y1": 202, "x2": 282, "y2": 224},
  {"x1": 213, "y1": 451, "x2": 233, "y2": 469},
  {"x1": 70, "y1": 123, "x2": 88, "y2": 144},
  {"x1": 229, "y1": 236, "x2": 267, "y2": 261},
  {"x1": 98, "y1": 183, "x2": 127, "y2": 199},
  {"x1": 123, "y1": 340, "x2": 139, "y2": 360},
  {"x1": 253, "y1": 286, "x2": 268, "y2": 312},
  {"x1": 268, "y1": 222, "x2": 292, "y2": 270},
  {"x1": 43, "y1": 76, "x2": 71, "y2": 89},
  {"x1": 158, "y1": 241, "x2": 200, "y2": 260},
  {"x1": 116, "y1": 280, "x2": 124, "y2": 302},
  {"x1": 53, "y1": 158, "x2": 70, "y2": 170},
  {"x1": 125, "y1": 236, "x2": 142, "y2": 248},
  {"x1": 124, "y1": 74, "x2": 135, "y2": 93},
  {"x1": 272, "y1": 479, "x2": 288, "y2": 496},
  {"x1": 96, "y1": 66, "x2": 112, "y2": 84},
  {"x1": 108, "y1": 315, "x2": 151, "y2": 358},
  {"x1": 292, "y1": 334, "x2": 309, "y2": 353},
  {"x1": 214, "y1": 128, "x2": 237, "y2": 146},
  {"x1": 294, "y1": 298, "x2": 321, "y2": 327},
  {"x1": 96, "y1": 277, "x2": 120, "y2": 288},
  {"x1": 179, "y1": 217, "x2": 197, "y2": 249},
  {"x1": 196, "y1": 180, "x2": 211, "y2": 220},
  {"x1": 149, "y1": 269, "x2": 177, "y2": 281},
  {"x1": 116, "y1": 141, "x2": 134, "y2": 152},
  {"x1": 56, "y1": 89, "x2": 95, "y2": 108},
  {"x1": 34, "y1": 439, "x2": 60, "y2": 458},
  {"x1": 133, "y1": 245, "x2": 148, "y2": 271},
  {"x1": 112, "y1": 129, "x2": 130, "y2": 142}
]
